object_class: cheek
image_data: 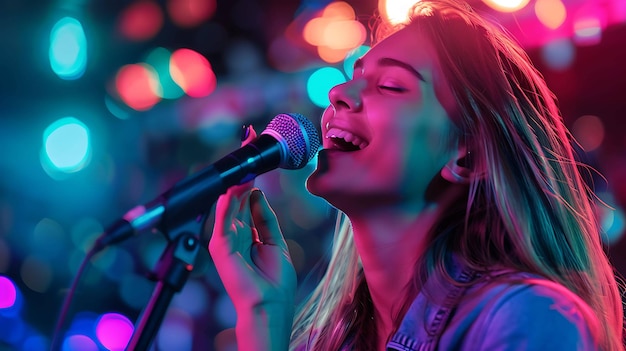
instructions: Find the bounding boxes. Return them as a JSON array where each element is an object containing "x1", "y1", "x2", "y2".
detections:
[{"x1": 320, "y1": 107, "x2": 333, "y2": 131}]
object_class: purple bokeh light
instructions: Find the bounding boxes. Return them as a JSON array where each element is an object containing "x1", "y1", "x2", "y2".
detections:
[
  {"x1": 95, "y1": 312, "x2": 134, "y2": 351},
  {"x1": 0, "y1": 276, "x2": 17, "y2": 309},
  {"x1": 62, "y1": 334, "x2": 99, "y2": 351}
]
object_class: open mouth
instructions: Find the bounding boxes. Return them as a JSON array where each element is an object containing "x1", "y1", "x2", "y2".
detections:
[
  {"x1": 329, "y1": 136, "x2": 362, "y2": 151},
  {"x1": 326, "y1": 127, "x2": 368, "y2": 151}
]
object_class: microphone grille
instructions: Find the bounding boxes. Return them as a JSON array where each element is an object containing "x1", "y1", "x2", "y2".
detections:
[{"x1": 263, "y1": 113, "x2": 320, "y2": 169}]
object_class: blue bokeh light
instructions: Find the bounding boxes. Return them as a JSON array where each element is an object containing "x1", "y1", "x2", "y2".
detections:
[
  {"x1": 49, "y1": 17, "x2": 88, "y2": 80},
  {"x1": 306, "y1": 67, "x2": 346, "y2": 108},
  {"x1": 41, "y1": 117, "x2": 91, "y2": 174}
]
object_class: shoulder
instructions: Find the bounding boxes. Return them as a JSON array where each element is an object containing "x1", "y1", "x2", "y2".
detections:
[{"x1": 457, "y1": 273, "x2": 601, "y2": 350}]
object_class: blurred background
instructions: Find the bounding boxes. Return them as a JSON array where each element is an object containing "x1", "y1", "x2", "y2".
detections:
[{"x1": 0, "y1": 0, "x2": 624, "y2": 350}]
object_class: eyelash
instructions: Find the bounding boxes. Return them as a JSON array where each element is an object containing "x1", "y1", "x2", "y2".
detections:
[{"x1": 378, "y1": 85, "x2": 406, "y2": 92}]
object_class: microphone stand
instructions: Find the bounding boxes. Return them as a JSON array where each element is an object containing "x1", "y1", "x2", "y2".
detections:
[{"x1": 125, "y1": 217, "x2": 204, "y2": 351}]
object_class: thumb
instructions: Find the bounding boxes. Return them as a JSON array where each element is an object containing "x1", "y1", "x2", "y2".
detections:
[{"x1": 249, "y1": 189, "x2": 286, "y2": 248}]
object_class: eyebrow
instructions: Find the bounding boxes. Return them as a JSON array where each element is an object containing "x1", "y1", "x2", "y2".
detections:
[{"x1": 354, "y1": 57, "x2": 426, "y2": 82}]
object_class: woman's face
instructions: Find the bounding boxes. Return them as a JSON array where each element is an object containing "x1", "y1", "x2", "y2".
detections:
[{"x1": 306, "y1": 25, "x2": 459, "y2": 212}]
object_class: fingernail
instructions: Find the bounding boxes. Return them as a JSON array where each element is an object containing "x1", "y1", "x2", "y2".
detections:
[
  {"x1": 250, "y1": 188, "x2": 264, "y2": 201},
  {"x1": 241, "y1": 124, "x2": 250, "y2": 141}
]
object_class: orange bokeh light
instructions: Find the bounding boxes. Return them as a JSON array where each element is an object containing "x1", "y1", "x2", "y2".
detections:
[
  {"x1": 535, "y1": 0, "x2": 567, "y2": 29},
  {"x1": 482, "y1": 0, "x2": 530, "y2": 12},
  {"x1": 317, "y1": 46, "x2": 350, "y2": 63},
  {"x1": 323, "y1": 1, "x2": 355, "y2": 20},
  {"x1": 170, "y1": 49, "x2": 217, "y2": 98},
  {"x1": 302, "y1": 1, "x2": 366, "y2": 63}
]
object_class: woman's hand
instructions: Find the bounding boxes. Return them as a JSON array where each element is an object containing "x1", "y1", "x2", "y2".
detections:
[{"x1": 208, "y1": 126, "x2": 297, "y2": 313}]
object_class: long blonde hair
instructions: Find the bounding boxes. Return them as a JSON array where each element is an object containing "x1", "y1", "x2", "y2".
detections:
[{"x1": 290, "y1": 0, "x2": 625, "y2": 349}]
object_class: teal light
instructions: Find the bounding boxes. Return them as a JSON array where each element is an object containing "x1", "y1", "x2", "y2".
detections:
[
  {"x1": 343, "y1": 45, "x2": 370, "y2": 79},
  {"x1": 42, "y1": 117, "x2": 91, "y2": 173},
  {"x1": 144, "y1": 47, "x2": 184, "y2": 99},
  {"x1": 306, "y1": 67, "x2": 346, "y2": 108},
  {"x1": 49, "y1": 17, "x2": 88, "y2": 80}
]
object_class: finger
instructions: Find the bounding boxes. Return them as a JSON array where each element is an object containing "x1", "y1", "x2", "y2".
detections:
[
  {"x1": 226, "y1": 125, "x2": 259, "y2": 198},
  {"x1": 249, "y1": 189, "x2": 287, "y2": 248},
  {"x1": 242, "y1": 125, "x2": 258, "y2": 146},
  {"x1": 212, "y1": 189, "x2": 240, "y2": 240},
  {"x1": 215, "y1": 125, "x2": 258, "y2": 218}
]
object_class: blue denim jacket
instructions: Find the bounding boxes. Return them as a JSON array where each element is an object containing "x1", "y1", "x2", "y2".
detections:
[
  {"x1": 298, "y1": 258, "x2": 599, "y2": 351},
  {"x1": 386, "y1": 257, "x2": 599, "y2": 351}
]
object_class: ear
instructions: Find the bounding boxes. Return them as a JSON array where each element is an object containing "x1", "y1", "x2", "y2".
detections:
[{"x1": 440, "y1": 146, "x2": 473, "y2": 184}]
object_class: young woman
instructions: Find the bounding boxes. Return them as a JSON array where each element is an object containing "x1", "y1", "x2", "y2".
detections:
[{"x1": 209, "y1": 0, "x2": 625, "y2": 349}]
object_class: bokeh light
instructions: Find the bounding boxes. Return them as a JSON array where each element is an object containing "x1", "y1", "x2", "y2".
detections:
[
  {"x1": 306, "y1": 67, "x2": 346, "y2": 108},
  {"x1": 378, "y1": 0, "x2": 420, "y2": 24},
  {"x1": 95, "y1": 313, "x2": 134, "y2": 351},
  {"x1": 572, "y1": 115, "x2": 605, "y2": 152},
  {"x1": 115, "y1": 63, "x2": 162, "y2": 111},
  {"x1": 0, "y1": 276, "x2": 17, "y2": 309},
  {"x1": 482, "y1": 0, "x2": 530, "y2": 12},
  {"x1": 156, "y1": 309, "x2": 193, "y2": 351},
  {"x1": 104, "y1": 95, "x2": 132, "y2": 120},
  {"x1": 573, "y1": 17, "x2": 603, "y2": 45},
  {"x1": 49, "y1": 17, "x2": 87, "y2": 80},
  {"x1": 117, "y1": 0, "x2": 164, "y2": 41},
  {"x1": 167, "y1": 0, "x2": 217, "y2": 28},
  {"x1": 303, "y1": 2, "x2": 366, "y2": 63},
  {"x1": 597, "y1": 192, "x2": 626, "y2": 244},
  {"x1": 62, "y1": 334, "x2": 99, "y2": 351},
  {"x1": 66, "y1": 311, "x2": 98, "y2": 336},
  {"x1": 20, "y1": 255, "x2": 53, "y2": 293},
  {"x1": 602, "y1": 207, "x2": 626, "y2": 244},
  {"x1": 171, "y1": 280, "x2": 208, "y2": 317},
  {"x1": 0, "y1": 317, "x2": 26, "y2": 345},
  {"x1": 540, "y1": 38, "x2": 575, "y2": 71},
  {"x1": 41, "y1": 117, "x2": 91, "y2": 173},
  {"x1": 170, "y1": 48, "x2": 217, "y2": 98},
  {"x1": 144, "y1": 47, "x2": 185, "y2": 99},
  {"x1": 535, "y1": 0, "x2": 567, "y2": 30}
]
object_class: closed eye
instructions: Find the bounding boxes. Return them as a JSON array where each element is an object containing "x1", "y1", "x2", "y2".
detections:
[{"x1": 379, "y1": 85, "x2": 406, "y2": 92}]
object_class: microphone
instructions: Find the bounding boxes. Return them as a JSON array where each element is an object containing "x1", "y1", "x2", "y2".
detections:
[{"x1": 94, "y1": 113, "x2": 320, "y2": 250}]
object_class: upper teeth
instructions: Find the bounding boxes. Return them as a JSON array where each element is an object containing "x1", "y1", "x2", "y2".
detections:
[{"x1": 326, "y1": 127, "x2": 369, "y2": 150}]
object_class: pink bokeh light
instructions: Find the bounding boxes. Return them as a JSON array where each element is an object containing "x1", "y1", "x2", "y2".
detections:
[
  {"x1": 0, "y1": 276, "x2": 17, "y2": 309},
  {"x1": 95, "y1": 313, "x2": 134, "y2": 351}
]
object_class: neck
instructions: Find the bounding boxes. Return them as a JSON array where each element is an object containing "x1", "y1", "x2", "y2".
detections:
[{"x1": 348, "y1": 202, "x2": 444, "y2": 340}]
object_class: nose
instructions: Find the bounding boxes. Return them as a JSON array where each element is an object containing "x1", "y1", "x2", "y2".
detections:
[{"x1": 328, "y1": 79, "x2": 364, "y2": 112}]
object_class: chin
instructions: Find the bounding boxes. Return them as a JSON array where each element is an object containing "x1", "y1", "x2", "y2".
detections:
[
  {"x1": 306, "y1": 169, "x2": 345, "y2": 206},
  {"x1": 305, "y1": 168, "x2": 328, "y2": 198}
]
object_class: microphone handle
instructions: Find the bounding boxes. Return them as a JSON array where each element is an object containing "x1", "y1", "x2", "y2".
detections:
[
  {"x1": 162, "y1": 133, "x2": 283, "y2": 230},
  {"x1": 96, "y1": 134, "x2": 283, "y2": 249}
]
